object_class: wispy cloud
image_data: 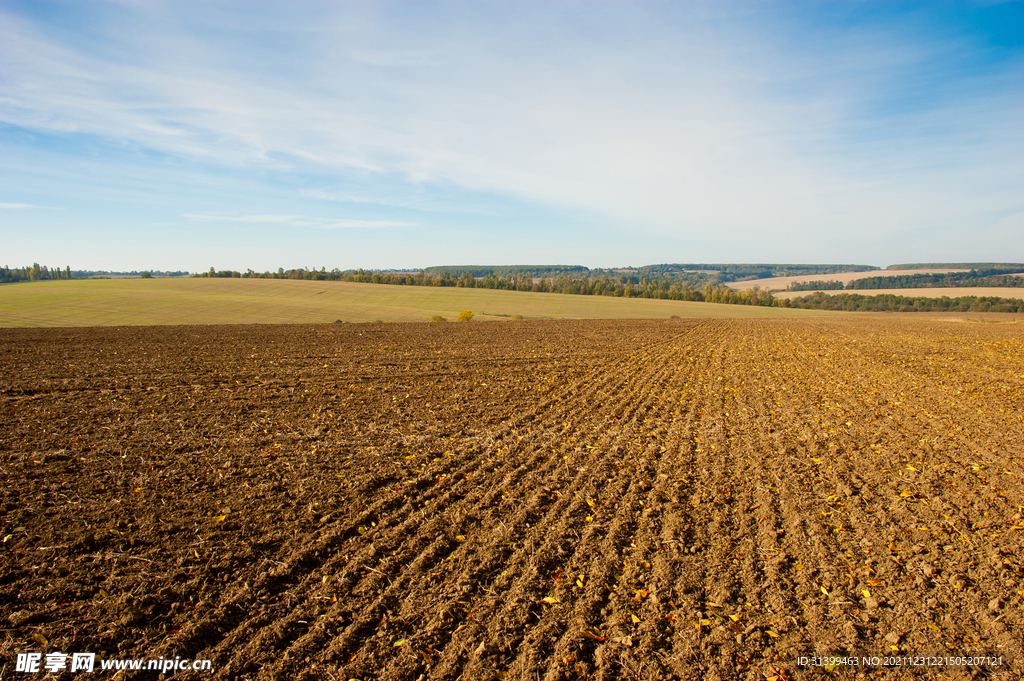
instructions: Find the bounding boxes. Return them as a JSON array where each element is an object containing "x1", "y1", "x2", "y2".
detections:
[
  {"x1": 1, "y1": 2, "x2": 1021, "y2": 265},
  {"x1": 183, "y1": 213, "x2": 414, "y2": 229},
  {"x1": 0, "y1": 202, "x2": 37, "y2": 209}
]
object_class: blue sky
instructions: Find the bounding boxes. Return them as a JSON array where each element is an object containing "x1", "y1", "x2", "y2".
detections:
[{"x1": 1, "y1": 1, "x2": 1021, "y2": 271}]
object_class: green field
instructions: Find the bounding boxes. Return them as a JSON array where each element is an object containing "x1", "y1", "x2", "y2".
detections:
[{"x1": 0, "y1": 278, "x2": 832, "y2": 327}]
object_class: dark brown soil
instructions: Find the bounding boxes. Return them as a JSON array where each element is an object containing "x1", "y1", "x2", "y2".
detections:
[{"x1": 1, "y1": 318, "x2": 1021, "y2": 680}]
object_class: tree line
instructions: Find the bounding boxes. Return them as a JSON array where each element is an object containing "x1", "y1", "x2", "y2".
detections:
[
  {"x1": 781, "y1": 292, "x2": 1024, "y2": 313},
  {"x1": 886, "y1": 262, "x2": 1024, "y2": 271},
  {"x1": 787, "y1": 269, "x2": 1024, "y2": 292},
  {"x1": 1, "y1": 264, "x2": 72, "y2": 283}
]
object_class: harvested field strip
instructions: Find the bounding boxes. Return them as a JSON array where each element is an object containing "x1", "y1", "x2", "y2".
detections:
[{"x1": 1, "y1": 318, "x2": 1022, "y2": 680}]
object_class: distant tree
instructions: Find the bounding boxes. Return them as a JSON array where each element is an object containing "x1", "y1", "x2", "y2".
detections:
[
  {"x1": 457, "y1": 310, "x2": 474, "y2": 322},
  {"x1": 140, "y1": 271, "x2": 152, "y2": 279}
]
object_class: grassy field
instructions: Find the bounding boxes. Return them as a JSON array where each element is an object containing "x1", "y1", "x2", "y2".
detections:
[
  {"x1": 0, "y1": 278, "x2": 833, "y2": 327},
  {"x1": 773, "y1": 286, "x2": 1024, "y2": 300}
]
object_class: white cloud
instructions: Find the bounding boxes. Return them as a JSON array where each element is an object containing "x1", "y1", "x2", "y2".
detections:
[{"x1": 0, "y1": 202, "x2": 37, "y2": 209}]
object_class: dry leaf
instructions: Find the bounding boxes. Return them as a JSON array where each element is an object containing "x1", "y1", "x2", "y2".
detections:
[
  {"x1": 541, "y1": 596, "x2": 561, "y2": 605},
  {"x1": 766, "y1": 630, "x2": 779, "y2": 638},
  {"x1": 33, "y1": 633, "x2": 48, "y2": 647},
  {"x1": 582, "y1": 629, "x2": 605, "y2": 642},
  {"x1": 631, "y1": 614, "x2": 641, "y2": 624}
]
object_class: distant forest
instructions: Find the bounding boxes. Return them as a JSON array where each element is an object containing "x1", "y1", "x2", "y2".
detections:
[
  {"x1": 1, "y1": 264, "x2": 72, "y2": 283},
  {"x1": 782, "y1": 292, "x2": 1024, "y2": 313},
  {"x1": 787, "y1": 268, "x2": 1024, "y2": 292},
  {"x1": 198, "y1": 262, "x2": 877, "y2": 286},
  {"x1": 1, "y1": 264, "x2": 188, "y2": 283},
  {"x1": 886, "y1": 262, "x2": 1024, "y2": 271},
  {"x1": 425, "y1": 263, "x2": 878, "y2": 283}
]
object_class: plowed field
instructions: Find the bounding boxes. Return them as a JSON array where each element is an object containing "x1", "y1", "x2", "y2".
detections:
[{"x1": 2, "y1": 318, "x2": 1022, "y2": 680}]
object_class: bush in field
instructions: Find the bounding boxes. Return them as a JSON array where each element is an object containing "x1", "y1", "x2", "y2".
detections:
[
  {"x1": 431, "y1": 315, "x2": 448, "y2": 322},
  {"x1": 511, "y1": 314, "x2": 524, "y2": 320},
  {"x1": 457, "y1": 310, "x2": 474, "y2": 322}
]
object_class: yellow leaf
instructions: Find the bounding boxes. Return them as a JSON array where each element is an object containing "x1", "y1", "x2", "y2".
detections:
[
  {"x1": 728, "y1": 614, "x2": 740, "y2": 622},
  {"x1": 705, "y1": 602, "x2": 721, "y2": 608},
  {"x1": 899, "y1": 490, "x2": 913, "y2": 497},
  {"x1": 209, "y1": 515, "x2": 227, "y2": 523},
  {"x1": 585, "y1": 516, "x2": 593, "y2": 522},
  {"x1": 393, "y1": 638, "x2": 407, "y2": 647},
  {"x1": 907, "y1": 465, "x2": 918, "y2": 471},
  {"x1": 586, "y1": 499, "x2": 595, "y2": 507},
  {"x1": 766, "y1": 630, "x2": 779, "y2": 638},
  {"x1": 631, "y1": 614, "x2": 641, "y2": 624},
  {"x1": 699, "y1": 619, "x2": 711, "y2": 626},
  {"x1": 867, "y1": 579, "x2": 882, "y2": 587},
  {"x1": 820, "y1": 586, "x2": 829, "y2": 595},
  {"x1": 928, "y1": 623, "x2": 940, "y2": 631},
  {"x1": 582, "y1": 629, "x2": 605, "y2": 642},
  {"x1": 862, "y1": 589, "x2": 871, "y2": 598},
  {"x1": 33, "y1": 633, "x2": 48, "y2": 647},
  {"x1": 455, "y1": 535, "x2": 466, "y2": 541},
  {"x1": 811, "y1": 458, "x2": 821, "y2": 464},
  {"x1": 541, "y1": 596, "x2": 561, "y2": 605}
]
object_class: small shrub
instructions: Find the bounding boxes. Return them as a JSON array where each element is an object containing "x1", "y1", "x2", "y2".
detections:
[
  {"x1": 457, "y1": 310, "x2": 474, "y2": 322},
  {"x1": 511, "y1": 314, "x2": 524, "y2": 320},
  {"x1": 431, "y1": 315, "x2": 448, "y2": 322}
]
